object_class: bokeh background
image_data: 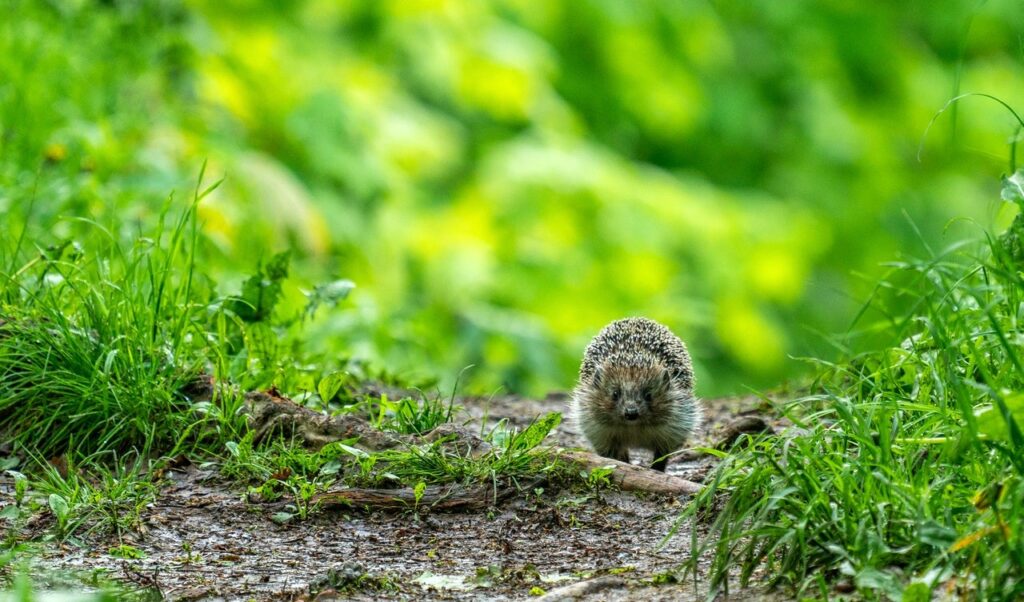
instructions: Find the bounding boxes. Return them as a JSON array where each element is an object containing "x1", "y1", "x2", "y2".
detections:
[{"x1": 4, "y1": 0, "x2": 1024, "y2": 397}]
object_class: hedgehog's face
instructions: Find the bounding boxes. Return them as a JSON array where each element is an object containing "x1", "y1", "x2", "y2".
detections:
[{"x1": 592, "y1": 363, "x2": 673, "y2": 423}]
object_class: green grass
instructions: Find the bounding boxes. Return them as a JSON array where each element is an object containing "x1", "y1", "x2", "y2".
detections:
[
  {"x1": 0, "y1": 171, "x2": 568, "y2": 557},
  {"x1": 34, "y1": 455, "x2": 158, "y2": 542},
  {"x1": 0, "y1": 174, "x2": 231, "y2": 458},
  {"x1": 219, "y1": 411, "x2": 564, "y2": 497},
  {"x1": 679, "y1": 196, "x2": 1024, "y2": 599},
  {"x1": 370, "y1": 394, "x2": 459, "y2": 435},
  {"x1": 376, "y1": 412, "x2": 565, "y2": 485}
]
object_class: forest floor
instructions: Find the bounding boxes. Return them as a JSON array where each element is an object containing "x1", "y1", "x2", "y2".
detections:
[{"x1": 11, "y1": 393, "x2": 783, "y2": 601}]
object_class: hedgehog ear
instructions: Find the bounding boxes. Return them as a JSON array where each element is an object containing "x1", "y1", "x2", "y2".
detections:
[
  {"x1": 592, "y1": 366, "x2": 603, "y2": 387},
  {"x1": 659, "y1": 368, "x2": 673, "y2": 388}
]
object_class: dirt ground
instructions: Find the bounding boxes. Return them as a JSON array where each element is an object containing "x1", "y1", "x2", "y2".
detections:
[{"x1": 12, "y1": 393, "x2": 783, "y2": 601}]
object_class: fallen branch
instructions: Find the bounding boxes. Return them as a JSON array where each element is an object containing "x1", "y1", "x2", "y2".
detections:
[{"x1": 557, "y1": 450, "x2": 703, "y2": 496}]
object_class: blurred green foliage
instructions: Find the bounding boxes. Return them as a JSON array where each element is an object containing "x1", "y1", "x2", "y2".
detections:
[{"x1": 3, "y1": 0, "x2": 1024, "y2": 396}]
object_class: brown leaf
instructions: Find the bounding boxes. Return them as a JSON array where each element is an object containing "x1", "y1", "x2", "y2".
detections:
[{"x1": 48, "y1": 455, "x2": 69, "y2": 479}]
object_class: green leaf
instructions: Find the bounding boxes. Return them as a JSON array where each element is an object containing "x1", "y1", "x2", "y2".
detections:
[
  {"x1": 1001, "y1": 170, "x2": 1024, "y2": 204},
  {"x1": 413, "y1": 481, "x2": 426, "y2": 504},
  {"x1": 317, "y1": 371, "x2": 348, "y2": 404},
  {"x1": 102, "y1": 349, "x2": 119, "y2": 375},
  {"x1": 0, "y1": 505, "x2": 20, "y2": 520},
  {"x1": 8, "y1": 471, "x2": 27, "y2": 501},
  {"x1": 226, "y1": 250, "x2": 291, "y2": 322},
  {"x1": 48, "y1": 493, "x2": 69, "y2": 521},
  {"x1": 271, "y1": 511, "x2": 294, "y2": 525},
  {"x1": 975, "y1": 392, "x2": 1024, "y2": 441},
  {"x1": 854, "y1": 566, "x2": 902, "y2": 599},
  {"x1": 320, "y1": 459, "x2": 342, "y2": 477},
  {"x1": 916, "y1": 520, "x2": 957, "y2": 548},
  {"x1": 902, "y1": 582, "x2": 932, "y2": 602},
  {"x1": 338, "y1": 443, "x2": 369, "y2": 459},
  {"x1": 303, "y1": 279, "x2": 355, "y2": 319},
  {"x1": 108, "y1": 544, "x2": 146, "y2": 559},
  {"x1": 264, "y1": 250, "x2": 291, "y2": 280},
  {"x1": 517, "y1": 412, "x2": 562, "y2": 450}
]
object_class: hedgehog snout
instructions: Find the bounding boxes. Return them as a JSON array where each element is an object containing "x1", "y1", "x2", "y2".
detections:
[{"x1": 619, "y1": 397, "x2": 642, "y2": 421}]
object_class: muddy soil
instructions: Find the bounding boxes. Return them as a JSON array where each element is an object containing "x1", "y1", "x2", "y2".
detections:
[{"x1": 13, "y1": 394, "x2": 783, "y2": 601}]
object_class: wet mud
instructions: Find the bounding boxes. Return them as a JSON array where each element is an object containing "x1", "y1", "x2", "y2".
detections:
[{"x1": 15, "y1": 394, "x2": 782, "y2": 601}]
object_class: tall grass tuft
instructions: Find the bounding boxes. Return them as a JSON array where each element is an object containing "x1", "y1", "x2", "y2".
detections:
[
  {"x1": 680, "y1": 192, "x2": 1024, "y2": 599},
  {"x1": 0, "y1": 172, "x2": 224, "y2": 458}
]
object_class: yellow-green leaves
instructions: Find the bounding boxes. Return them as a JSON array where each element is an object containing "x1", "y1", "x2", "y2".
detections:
[{"x1": 974, "y1": 392, "x2": 1024, "y2": 442}]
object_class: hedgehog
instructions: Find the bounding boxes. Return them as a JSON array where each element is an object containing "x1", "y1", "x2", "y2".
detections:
[{"x1": 572, "y1": 317, "x2": 701, "y2": 472}]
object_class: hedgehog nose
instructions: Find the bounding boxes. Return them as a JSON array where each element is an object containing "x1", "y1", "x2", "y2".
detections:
[{"x1": 624, "y1": 408, "x2": 639, "y2": 421}]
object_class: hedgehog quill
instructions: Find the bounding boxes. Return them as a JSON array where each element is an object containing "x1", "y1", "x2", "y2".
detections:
[{"x1": 572, "y1": 317, "x2": 702, "y2": 472}]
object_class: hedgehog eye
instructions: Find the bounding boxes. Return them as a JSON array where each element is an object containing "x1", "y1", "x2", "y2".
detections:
[
  {"x1": 643, "y1": 390, "x2": 654, "y2": 403},
  {"x1": 611, "y1": 388, "x2": 621, "y2": 402}
]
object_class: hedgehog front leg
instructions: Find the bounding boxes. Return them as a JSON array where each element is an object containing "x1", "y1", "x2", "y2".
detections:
[
  {"x1": 594, "y1": 443, "x2": 630, "y2": 465},
  {"x1": 651, "y1": 447, "x2": 671, "y2": 472}
]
